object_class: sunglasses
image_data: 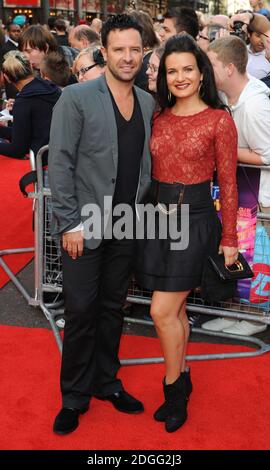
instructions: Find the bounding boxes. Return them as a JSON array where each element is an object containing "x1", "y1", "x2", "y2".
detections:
[{"x1": 75, "y1": 63, "x2": 98, "y2": 79}]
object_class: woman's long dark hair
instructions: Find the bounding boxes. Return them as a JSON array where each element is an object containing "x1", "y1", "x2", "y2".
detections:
[{"x1": 157, "y1": 33, "x2": 226, "y2": 112}]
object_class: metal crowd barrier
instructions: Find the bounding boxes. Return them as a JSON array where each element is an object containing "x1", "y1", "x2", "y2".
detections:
[
  {"x1": 1, "y1": 145, "x2": 270, "y2": 361},
  {"x1": 0, "y1": 150, "x2": 36, "y2": 304}
]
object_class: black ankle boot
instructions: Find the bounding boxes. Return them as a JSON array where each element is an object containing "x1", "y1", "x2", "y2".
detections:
[
  {"x1": 164, "y1": 373, "x2": 188, "y2": 433},
  {"x1": 153, "y1": 368, "x2": 192, "y2": 422}
]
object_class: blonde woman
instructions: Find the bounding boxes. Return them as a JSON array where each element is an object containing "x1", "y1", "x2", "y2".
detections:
[
  {"x1": 0, "y1": 50, "x2": 60, "y2": 158},
  {"x1": 146, "y1": 45, "x2": 164, "y2": 94},
  {"x1": 249, "y1": 0, "x2": 270, "y2": 15},
  {"x1": 73, "y1": 46, "x2": 105, "y2": 82}
]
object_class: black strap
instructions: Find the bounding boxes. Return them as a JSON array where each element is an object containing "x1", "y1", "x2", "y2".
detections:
[
  {"x1": 19, "y1": 170, "x2": 37, "y2": 197},
  {"x1": 19, "y1": 151, "x2": 48, "y2": 197}
]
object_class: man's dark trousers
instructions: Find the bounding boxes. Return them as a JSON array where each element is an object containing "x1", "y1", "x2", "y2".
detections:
[{"x1": 60, "y1": 237, "x2": 134, "y2": 410}]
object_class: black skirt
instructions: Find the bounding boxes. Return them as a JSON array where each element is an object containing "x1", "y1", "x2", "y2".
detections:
[{"x1": 135, "y1": 179, "x2": 221, "y2": 292}]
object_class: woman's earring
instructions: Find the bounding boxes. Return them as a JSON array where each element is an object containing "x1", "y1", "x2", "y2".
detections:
[
  {"x1": 168, "y1": 90, "x2": 172, "y2": 102},
  {"x1": 198, "y1": 80, "x2": 205, "y2": 98}
]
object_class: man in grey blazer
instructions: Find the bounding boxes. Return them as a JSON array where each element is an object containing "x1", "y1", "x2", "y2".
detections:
[{"x1": 49, "y1": 14, "x2": 155, "y2": 435}]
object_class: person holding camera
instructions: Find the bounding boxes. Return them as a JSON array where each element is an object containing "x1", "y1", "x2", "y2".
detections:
[
  {"x1": 229, "y1": 10, "x2": 270, "y2": 61},
  {"x1": 197, "y1": 14, "x2": 246, "y2": 52}
]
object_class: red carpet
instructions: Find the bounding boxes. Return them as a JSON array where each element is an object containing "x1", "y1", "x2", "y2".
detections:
[
  {"x1": 0, "y1": 156, "x2": 34, "y2": 288},
  {"x1": 0, "y1": 325, "x2": 270, "y2": 450}
]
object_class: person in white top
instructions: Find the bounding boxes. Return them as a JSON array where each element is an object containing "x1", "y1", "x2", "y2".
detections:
[
  {"x1": 203, "y1": 35, "x2": 270, "y2": 336},
  {"x1": 247, "y1": 28, "x2": 270, "y2": 79},
  {"x1": 208, "y1": 36, "x2": 270, "y2": 216}
]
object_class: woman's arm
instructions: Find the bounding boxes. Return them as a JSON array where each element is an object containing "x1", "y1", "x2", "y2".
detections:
[
  {"x1": 214, "y1": 112, "x2": 239, "y2": 264},
  {"x1": 238, "y1": 148, "x2": 263, "y2": 165},
  {"x1": 0, "y1": 98, "x2": 31, "y2": 159}
]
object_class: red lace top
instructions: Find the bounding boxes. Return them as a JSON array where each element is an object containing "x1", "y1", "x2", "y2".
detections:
[{"x1": 151, "y1": 107, "x2": 238, "y2": 247}]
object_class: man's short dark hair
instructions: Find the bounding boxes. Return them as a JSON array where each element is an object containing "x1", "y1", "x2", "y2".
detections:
[
  {"x1": 48, "y1": 17, "x2": 56, "y2": 30},
  {"x1": 164, "y1": 7, "x2": 199, "y2": 39},
  {"x1": 55, "y1": 19, "x2": 67, "y2": 33},
  {"x1": 40, "y1": 51, "x2": 70, "y2": 87},
  {"x1": 19, "y1": 25, "x2": 58, "y2": 53},
  {"x1": 101, "y1": 14, "x2": 143, "y2": 48},
  {"x1": 7, "y1": 22, "x2": 21, "y2": 32}
]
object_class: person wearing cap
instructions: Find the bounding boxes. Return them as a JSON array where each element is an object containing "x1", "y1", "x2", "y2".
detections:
[{"x1": 13, "y1": 15, "x2": 26, "y2": 27}]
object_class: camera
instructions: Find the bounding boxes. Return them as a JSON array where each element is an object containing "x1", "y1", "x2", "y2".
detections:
[
  {"x1": 207, "y1": 24, "x2": 223, "y2": 42},
  {"x1": 206, "y1": 21, "x2": 247, "y2": 44},
  {"x1": 230, "y1": 21, "x2": 247, "y2": 42}
]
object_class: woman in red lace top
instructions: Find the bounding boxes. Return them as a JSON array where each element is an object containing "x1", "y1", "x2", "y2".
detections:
[{"x1": 136, "y1": 34, "x2": 238, "y2": 433}]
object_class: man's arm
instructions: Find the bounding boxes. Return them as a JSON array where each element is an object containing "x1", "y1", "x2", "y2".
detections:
[
  {"x1": 48, "y1": 85, "x2": 83, "y2": 237},
  {"x1": 0, "y1": 98, "x2": 31, "y2": 158},
  {"x1": 238, "y1": 105, "x2": 270, "y2": 167},
  {"x1": 249, "y1": 13, "x2": 270, "y2": 36},
  {"x1": 238, "y1": 148, "x2": 263, "y2": 165},
  {"x1": 63, "y1": 222, "x2": 84, "y2": 260}
]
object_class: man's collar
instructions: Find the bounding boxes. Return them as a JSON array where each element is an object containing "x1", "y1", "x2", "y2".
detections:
[{"x1": 7, "y1": 38, "x2": 18, "y2": 47}]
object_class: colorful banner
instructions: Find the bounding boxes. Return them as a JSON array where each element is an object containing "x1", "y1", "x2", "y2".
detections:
[
  {"x1": 49, "y1": 0, "x2": 75, "y2": 10},
  {"x1": 3, "y1": 0, "x2": 40, "y2": 6},
  {"x1": 50, "y1": 0, "x2": 75, "y2": 10},
  {"x1": 212, "y1": 166, "x2": 260, "y2": 301},
  {"x1": 81, "y1": 0, "x2": 100, "y2": 11}
]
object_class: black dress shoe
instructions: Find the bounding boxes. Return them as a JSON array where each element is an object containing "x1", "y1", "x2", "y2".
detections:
[
  {"x1": 95, "y1": 390, "x2": 144, "y2": 414},
  {"x1": 53, "y1": 406, "x2": 89, "y2": 435}
]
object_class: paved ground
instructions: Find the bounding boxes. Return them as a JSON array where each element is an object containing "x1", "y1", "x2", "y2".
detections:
[{"x1": 1, "y1": 260, "x2": 269, "y2": 351}]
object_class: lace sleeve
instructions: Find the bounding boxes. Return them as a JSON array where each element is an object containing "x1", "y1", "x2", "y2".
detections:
[{"x1": 214, "y1": 112, "x2": 238, "y2": 247}]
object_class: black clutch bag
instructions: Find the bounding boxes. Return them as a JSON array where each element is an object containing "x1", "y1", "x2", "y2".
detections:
[
  {"x1": 201, "y1": 253, "x2": 254, "y2": 302},
  {"x1": 208, "y1": 252, "x2": 254, "y2": 281}
]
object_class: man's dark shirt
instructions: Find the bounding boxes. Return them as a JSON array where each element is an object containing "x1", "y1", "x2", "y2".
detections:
[{"x1": 109, "y1": 89, "x2": 145, "y2": 207}]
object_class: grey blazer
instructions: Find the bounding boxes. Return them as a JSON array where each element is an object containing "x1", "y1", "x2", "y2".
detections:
[{"x1": 48, "y1": 74, "x2": 155, "y2": 249}]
